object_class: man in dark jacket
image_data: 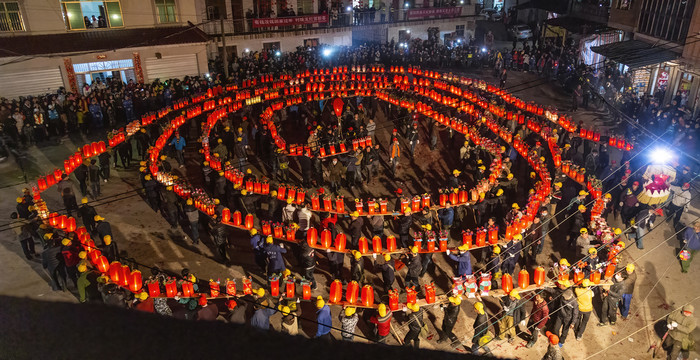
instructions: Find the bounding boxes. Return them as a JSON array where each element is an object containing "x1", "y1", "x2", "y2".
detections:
[
  {"x1": 568, "y1": 205, "x2": 586, "y2": 247},
  {"x1": 599, "y1": 273, "x2": 623, "y2": 326},
  {"x1": 94, "y1": 215, "x2": 112, "y2": 245},
  {"x1": 73, "y1": 161, "x2": 89, "y2": 196},
  {"x1": 348, "y1": 212, "x2": 364, "y2": 249},
  {"x1": 550, "y1": 280, "x2": 579, "y2": 346},
  {"x1": 472, "y1": 302, "x2": 490, "y2": 353},
  {"x1": 350, "y1": 250, "x2": 364, "y2": 283},
  {"x1": 403, "y1": 303, "x2": 424, "y2": 348},
  {"x1": 501, "y1": 234, "x2": 523, "y2": 275},
  {"x1": 379, "y1": 253, "x2": 395, "y2": 294},
  {"x1": 42, "y1": 237, "x2": 66, "y2": 291},
  {"x1": 499, "y1": 289, "x2": 527, "y2": 342},
  {"x1": 77, "y1": 197, "x2": 97, "y2": 232},
  {"x1": 619, "y1": 263, "x2": 636, "y2": 319},
  {"x1": 299, "y1": 236, "x2": 317, "y2": 289},
  {"x1": 263, "y1": 236, "x2": 287, "y2": 276},
  {"x1": 398, "y1": 209, "x2": 413, "y2": 248},
  {"x1": 438, "y1": 295, "x2": 462, "y2": 344},
  {"x1": 448, "y1": 245, "x2": 473, "y2": 276},
  {"x1": 88, "y1": 159, "x2": 102, "y2": 198},
  {"x1": 403, "y1": 247, "x2": 422, "y2": 290}
]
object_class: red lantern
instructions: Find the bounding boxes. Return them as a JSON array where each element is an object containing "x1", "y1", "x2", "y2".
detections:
[
  {"x1": 226, "y1": 279, "x2": 237, "y2": 296},
  {"x1": 386, "y1": 235, "x2": 397, "y2": 252},
  {"x1": 488, "y1": 226, "x2": 498, "y2": 244},
  {"x1": 333, "y1": 98, "x2": 344, "y2": 117},
  {"x1": 604, "y1": 263, "x2": 616, "y2": 279},
  {"x1": 320, "y1": 229, "x2": 332, "y2": 248},
  {"x1": 411, "y1": 196, "x2": 421, "y2": 212},
  {"x1": 361, "y1": 285, "x2": 374, "y2": 307},
  {"x1": 372, "y1": 236, "x2": 382, "y2": 253},
  {"x1": 108, "y1": 261, "x2": 122, "y2": 283},
  {"x1": 462, "y1": 230, "x2": 473, "y2": 248},
  {"x1": 501, "y1": 273, "x2": 513, "y2": 294},
  {"x1": 573, "y1": 269, "x2": 585, "y2": 284},
  {"x1": 307, "y1": 227, "x2": 318, "y2": 247},
  {"x1": 518, "y1": 269, "x2": 530, "y2": 289},
  {"x1": 330, "y1": 279, "x2": 343, "y2": 303},
  {"x1": 388, "y1": 289, "x2": 399, "y2": 310},
  {"x1": 534, "y1": 266, "x2": 545, "y2": 286},
  {"x1": 590, "y1": 270, "x2": 601, "y2": 284},
  {"x1": 244, "y1": 214, "x2": 254, "y2": 229},
  {"x1": 147, "y1": 281, "x2": 161, "y2": 297},
  {"x1": 269, "y1": 275, "x2": 280, "y2": 297},
  {"x1": 424, "y1": 283, "x2": 436, "y2": 304},
  {"x1": 302, "y1": 281, "x2": 311, "y2": 300},
  {"x1": 232, "y1": 211, "x2": 242, "y2": 226},
  {"x1": 476, "y1": 228, "x2": 487, "y2": 247},
  {"x1": 346, "y1": 280, "x2": 359, "y2": 304},
  {"x1": 285, "y1": 279, "x2": 295, "y2": 298},
  {"x1": 358, "y1": 237, "x2": 369, "y2": 254},
  {"x1": 181, "y1": 281, "x2": 194, "y2": 297},
  {"x1": 335, "y1": 197, "x2": 345, "y2": 213},
  {"x1": 66, "y1": 217, "x2": 77, "y2": 233},
  {"x1": 95, "y1": 255, "x2": 109, "y2": 273},
  {"x1": 334, "y1": 233, "x2": 347, "y2": 251},
  {"x1": 406, "y1": 287, "x2": 417, "y2": 305},
  {"x1": 165, "y1": 279, "x2": 177, "y2": 297}
]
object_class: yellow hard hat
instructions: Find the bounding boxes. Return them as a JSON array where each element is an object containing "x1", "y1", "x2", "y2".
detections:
[
  {"x1": 186, "y1": 199, "x2": 193, "y2": 205},
  {"x1": 77, "y1": 262, "x2": 87, "y2": 273},
  {"x1": 588, "y1": 247, "x2": 597, "y2": 254},
  {"x1": 241, "y1": 190, "x2": 248, "y2": 196},
  {"x1": 618, "y1": 241, "x2": 626, "y2": 249},
  {"x1": 78, "y1": 251, "x2": 87, "y2": 259},
  {"x1": 281, "y1": 306, "x2": 291, "y2": 316},
  {"x1": 512, "y1": 203, "x2": 519, "y2": 209},
  {"x1": 203, "y1": 161, "x2": 209, "y2": 166},
  {"x1": 237, "y1": 127, "x2": 243, "y2": 132},
  {"x1": 225, "y1": 127, "x2": 231, "y2": 131},
  {"x1": 218, "y1": 138, "x2": 223, "y2": 144},
  {"x1": 496, "y1": 189, "x2": 504, "y2": 196},
  {"x1": 540, "y1": 157, "x2": 546, "y2": 162},
  {"x1": 530, "y1": 172, "x2": 536, "y2": 178},
  {"x1": 266, "y1": 236, "x2": 273, "y2": 244},
  {"x1": 626, "y1": 263, "x2": 635, "y2": 273},
  {"x1": 448, "y1": 295, "x2": 462, "y2": 305},
  {"x1": 250, "y1": 229, "x2": 258, "y2": 236},
  {"x1": 614, "y1": 228, "x2": 622, "y2": 235},
  {"x1": 581, "y1": 279, "x2": 592, "y2": 287},
  {"x1": 559, "y1": 258, "x2": 570, "y2": 267},
  {"x1": 287, "y1": 198, "x2": 294, "y2": 204},
  {"x1": 283, "y1": 269, "x2": 291, "y2": 277},
  {"x1": 138, "y1": 292, "x2": 149, "y2": 301},
  {"x1": 478, "y1": 165, "x2": 486, "y2": 170},
  {"x1": 144, "y1": 175, "x2": 151, "y2": 181},
  {"x1": 140, "y1": 161, "x2": 147, "y2": 166},
  {"x1": 407, "y1": 303, "x2": 420, "y2": 312},
  {"x1": 458, "y1": 244, "x2": 469, "y2": 252},
  {"x1": 604, "y1": 193, "x2": 612, "y2": 199},
  {"x1": 492, "y1": 245, "x2": 501, "y2": 254},
  {"x1": 16, "y1": 197, "x2": 22, "y2": 203},
  {"x1": 61, "y1": 238, "x2": 71, "y2": 246},
  {"x1": 161, "y1": 155, "x2": 167, "y2": 160},
  {"x1": 411, "y1": 246, "x2": 419, "y2": 254},
  {"x1": 580, "y1": 228, "x2": 588, "y2": 234},
  {"x1": 557, "y1": 279, "x2": 571, "y2": 288},
  {"x1": 579, "y1": 190, "x2": 589, "y2": 196},
  {"x1": 474, "y1": 302, "x2": 485, "y2": 314},
  {"x1": 404, "y1": 208, "x2": 412, "y2": 215},
  {"x1": 256, "y1": 288, "x2": 266, "y2": 297},
  {"x1": 513, "y1": 234, "x2": 523, "y2": 241},
  {"x1": 423, "y1": 224, "x2": 432, "y2": 231},
  {"x1": 350, "y1": 211, "x2": 359, "y2": 217},
  {"x1": 509, "y1": 289, "x2": 520, "y2": 299},
  {"x1": 578, "y1": 204, "x2": 586, "y2": 211},
  {"x1": 378, "y1": 303, "x2": 387, "y2": 317},
  {"x1": 345, "y1": 306, "x2": 356, "y2": 316},
  {"x1": 44, "y1": 233, "x2": 53, "y2": 240},
  {"x1": 139, "y1": 167, "x2": 146, "y2": 173},
  {"x1": 384, "y1": 253, "x2": 391, "y2": 261},
  {"x1": 464, "y1": 141, "x2": 470, "y2": 147},
  {"x1": 214, "y1": 199, "x2": 220, "y2": 205},
  {"x1": 554, "y1": 182, "x2": 563, "y2": 187},
  {"x1": 453, "y1": 169, "x2": 461, "y2": 175},
  {"x1": 507, "y1": 173, "x2": 514, "y2": 180},
  {"x1": 316, "y1": 296, "x2": 325, "y2": 309},
  {"x1": 246, "y1": 169, "x2": 252, "y2": 174},
  {"x1": 103, "y1": 235, "x2": 112, "y2": 245},
  {"x1": 353, "y1": 250, "x2": 362, "y2": 260},
  {"x1": 94, "y1": 215, "x2": 104, "y2": 222},
  {"x1": 218, "y1": 171, "x2": 224, "y2": 177},
  {"x1": 270, "y1": 190, "x2": 277, "y2": 197},
  {"x1": 166, "y1": 186, "x2": 173, "y2": 191},
  {"x1": 81, "y1": 197, "x2": 89, "y2": 204}
]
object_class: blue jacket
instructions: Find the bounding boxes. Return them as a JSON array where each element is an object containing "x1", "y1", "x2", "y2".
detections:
[
  {"x1": 264, "y1": 243, "x2": 287, "y2": 273},
  {"x1": 685, "y1": 228, "x2": 700, "y2": 250},
  {"x1": 316, "y1": 305, "x2": 332, "y2": 337},
  {"x1": 170, "y1": 137, "x2": 186, "y2": 151},
  {"x1": 250, "y1": 234, "x2": 264, "y2": 253},
  {"x1": 250, "y1": 307, "x2": 277, "y2": 330},
  {"x1": 448, "y1": 251, "x2": 472, "y2": 276},
  {"x1": 438, "y1": 207, "x2": 454, "y2": 227},
  {"x1": 503, "y1": 240, "x2": 522, "y2": 264}
]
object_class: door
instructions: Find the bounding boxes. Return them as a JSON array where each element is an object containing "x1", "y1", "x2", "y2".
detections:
[{"x1": 145, "y1": 54, "x2": 200, "y2": 82}]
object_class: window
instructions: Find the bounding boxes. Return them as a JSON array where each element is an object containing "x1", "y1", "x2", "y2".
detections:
[
  {"x1": 638, "y1": 0, "x2": 696, "y2": 43},
  {"x1": 617, "y1": 0, "x2": 631, "y2": 10},
  {"x1": 304, "y1": 38, "x2": 319, "y2": 47},
  {"x1": 61, "y1": 0, "x2": 123, "y2": 30},
  {"x1": 155, "y1": 0, "x2": 177, "y2": 23},
  {"x1": 456, "y1": 24, "x2": 464, "y2": 37},
  {"x1": 0, "y1": 2, "x2": 24, "y2": 31},
  {"x1": 263, "y1": 42, "x2": 280, "y2": 50}
]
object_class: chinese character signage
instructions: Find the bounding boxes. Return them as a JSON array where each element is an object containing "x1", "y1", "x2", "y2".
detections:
[
  {"x1": 406, "y1": 7, "x2": 462, "y2": 19},
  {"x1": 253, "y1": 14, "x2": 329, "y2": 28}
]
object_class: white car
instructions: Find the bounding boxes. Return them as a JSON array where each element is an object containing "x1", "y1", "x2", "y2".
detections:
[
  {"x1": 509, "y1": 24, "x2": 532, "y2": 39},
  {"x1": 479, "y1": 8, "x2": 502, "y2": 22}
]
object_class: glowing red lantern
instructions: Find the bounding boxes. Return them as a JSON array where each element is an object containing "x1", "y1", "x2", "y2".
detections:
[
  {"x1": 346, "y1": 280, "x2": 359, "y2": 304},
  {"x1": 361, "y1": 285, "x2": 374, "y2": 307},
  {"x1": 329, "y1": 279, "x2": 343, "y2": 303}
]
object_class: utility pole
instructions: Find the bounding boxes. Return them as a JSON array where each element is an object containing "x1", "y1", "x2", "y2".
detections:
[{"x1": 220, "y1": 0, "x2": 229, "y2": 78}]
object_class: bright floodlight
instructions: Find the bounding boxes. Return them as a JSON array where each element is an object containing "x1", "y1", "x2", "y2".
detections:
[
  {"x1": 651, "y1": 147, "x2": 673, "y2": 164},
  {"x1": 405, "y1": 2, "x2": 410, "y2": 7},
  {"x1": 406, "y1": 29, "x2": 411, "y2": 34},
  {"x1": 322, "y1": 48, "x2": 332, "y2": 57},
  {"x1": 347, "y1": 6, "x2": 352, "y2": 11},
  {"x1": 275, "y1": 50, "x2": 281, "y2": 56},
  {"x1": 481, "y1": 47, "x2": 487, "y2": 53},
  {"x1": 244, "y1": 48, "x2": 250, "y2": 53}
]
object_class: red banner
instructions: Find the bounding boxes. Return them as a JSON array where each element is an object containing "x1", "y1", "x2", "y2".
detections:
[
  {"x1": 253, "y1": 14, "x2": 329, "y2": 28},
  {"x1": 406, "y1": 7, "x2": 462, "y2": 19}
]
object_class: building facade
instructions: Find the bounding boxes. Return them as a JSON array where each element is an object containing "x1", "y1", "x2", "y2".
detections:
[{"x1": 0, "y1": 0, "x2": 209, "y2": 99}]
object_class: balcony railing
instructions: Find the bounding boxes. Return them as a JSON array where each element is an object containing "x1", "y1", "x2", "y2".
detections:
[{"x1": 201, "y1": 5, "x2": 475, "y2": 36}]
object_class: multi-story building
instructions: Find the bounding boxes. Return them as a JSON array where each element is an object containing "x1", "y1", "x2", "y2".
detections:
[
  {"x1": 0, "y1": 0, "x2": 209, "y2": 99},
  {"x1": 198, "y1": 0, "x2": 476, "y2": 60},
  {"x1": 593, "y1": 0, "x2": 699, "y2": 110}
]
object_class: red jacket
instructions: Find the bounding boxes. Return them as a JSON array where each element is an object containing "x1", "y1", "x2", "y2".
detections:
[
  {"x1": 529, "y1": 299, "x2": 549, "y2": 329},
  {"x1": 370, "y1": 313, "x2": 393, "y2": 336}
]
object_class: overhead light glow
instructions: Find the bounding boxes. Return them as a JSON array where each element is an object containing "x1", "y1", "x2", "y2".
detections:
[
  {"x1": 322, "y1": 48, "x2": 332, "y2": 57},
  {"x1": 650, "y1": 147, "x2": 673, "y2": 164}
]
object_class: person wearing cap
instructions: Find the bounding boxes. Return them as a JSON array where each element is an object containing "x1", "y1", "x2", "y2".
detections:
[
  {"x1": 77, "y1": 265, "x2": 101, "y2": 303},
  {"x1": 681, "y1": 221, "x2": 700, "y2": 273},
  {"x1": 403, "y1": 247, "x2": 423, "y2": 290},
  {"x1": 398, "y1": 208, "x2": 414, "y2": 249},
  {"x1": 169, "y1": 132, "x2": 186, "y2": 167},
  {"x1": 668, "y1": 182, "x2": 691, "y2": 226},
  {"x1": 315, "y1": 296, "x2": 333, "y2": 339},
  {"x1": 438, "y1": 202, "x2": 455, "y2": 233},
  {"x1": 438, "y1": 295, "x2": 462, "y2": 344},
  {"x1": 567, "y1": 204, "x2": 587, "y2": 248},
  {"x1": 328, "y1": 157, "x2": 345, "y2": 194},
  {"x1": 251, "y1": 295, "x2": 278, "y2": 331},
  {"x1": 143, "y1": 174, "x2": 160, "y2": 210},
  {"x1": 584, "y1": 148, "x2": 598, "y2": 175},
  {"x1": 77, "y1": 197, "x2": 98, "y2": 233},
  {"x1": 263, "y1": 236, "x2": 287, "y2": 276},
  {"x1": 403, "y1": 302, "x2": 425, "y2": 348},
  {"x1": 619, "y1": 188, "x2": 639, "y2": 225},
  {"x1": 449, "y1": 169, "x2": 461, "y2": 189},
  {"x1": 379, "y1": 254, "x2": 396, "y2": 294},
  {"x1": 281, "y1": 199, "x2": 296, "y2": 224},
  {"x1": 248, "y1": 229, "x2": 266, "y2": 273},
  {"x1": 459, "y1": 141, "x2": 471, "y2": 168},
  {"x1": 339, "y1": 306, "x2": 360, "y2": 341},
  {"x1": 447, "y1": 244, "x2": 473, "y2": 277},
  {"x1": 573, "y1": 279, "x2": 594, "y2": 340},
  {"x1": 213, "y1": 138, "x2": 228, "y2": 159},
  {"x1": 486, "y1": 245, "x2": 502, "y2": 279},
  {"x1": 525, "y1": 215, "x2": 543, "y2": 263},
  {"x1": 98, "y1": 235, "x2": 119, "y2": 263},
  {"x1": 348, "y1": 211, "x2": 365, "y2": 249},
  {"x1": 370, "y1": 304, "x2": 393, "y2": 343},
  {"x1": 550, "y1": 279, "x2": 577, "y2": 346},
  {"x1": 350, "y1": 250, "x2": 365, "y2": 283},
  {"x1": 389, "y1": 137, "x2": 401, "y2": 177},
  {"x1": 501, "y1": 234, "x2": 523, "y2": 276},
  {"x1": 619, "y1": 263, "x2": 637, "y2": 319},
  {"x1": 184, "y1": 199, "x2": 201, "y2": 244},
  {"x1": 276, "y1": 305, "x2": 298, "y2": 335},
  {"x1": 93, "y1": 215, "x2": 112, "y2": 245},
  {"x1": 407, "y1": 121, "x2": 419, "y2": 156},
  {"x1": 542, "y1": 331, "x2": 563, "y2": 360},
  {"x1": 664, "y1": 304, "x2": 696, "y2": 359},
  {"x1": 526, "y1": 292, "x2": 549, "y2": 348},
  {"x1": 632, "y1": 204, "x2": 656, "y2": 249},
  {"x1": 575, "y1": 228, "x2": 598, "y2": 259},
  {"x1": 498, "y1": 289, "x2": 526, "y2": 343},
  {"x1": 567, "y1": 190, "x2": 588, "y2": 215},
  {"x1": 211, "y1": 217, "x2": 230, "y2": 265},
  {"x1": 41, "y1": 237, "x2": 66, "y2": 291},
  {"x1": 599, "y1": 272, "x2": 623, "y2": 326},
  {"x1": 472, "y1": 302, "x2": 491, "y2": 352}
]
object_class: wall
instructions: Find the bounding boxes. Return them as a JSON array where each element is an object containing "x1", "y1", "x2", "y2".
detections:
[
  {"x1": 216, "y1": 29, "x2": 353, "y2": 57},
  {"x1": 681, "y1": 1, "x2": 700, "y2": 67},
  {"x1": 607, "y1": 0, "x2": 642, "y2": 32},
  {"x1": 386, "y1": 19, "x2": 475, "y2": 43}
]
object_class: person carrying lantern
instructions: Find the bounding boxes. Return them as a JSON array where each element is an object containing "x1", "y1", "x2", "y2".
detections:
[
  {"x1": 350, "y1": 250, "x2": 365, "y2": 283},
  {"x1": 389, "y1": 137, "x2": 401, "y2": 177},
  {"x1": 398, "y1": 208, "x2": 413, "y2": 249},
  {"x1": 664, "y1": 304, "x2": 696, "y2": 360},
  {"x1": 598, "y1": 273, "x2": 623, "y2": 326},
  {"x1": 619, "y1": 263, "x2": 636, "y2": 320},
  {"x1": 681, "y1": 221, "x2": 700, "y2": 273},
  {"x1": 499, "y1": 289, "x2": 526, "y2": 343},
  {"x1": 585, "y1": 247, "x2": 602, "y2": 276},
  {"x1": 573, "y1": 279, "x2": 594, "y2": 340},
  {"x1": 403, "y1": 246, "x2": 423, "y2": 291},
  {"x1": 505, "y1": 203, "x2": 522, "y2": 224},
  {"x1": 551, "y1": 258, "x2": 571, "y2": 281},
  {"x1": 99, "y1": 235, "x2": 119, "y2": 262},
  {"x1": 438, "y1": 295, "x2": 462, "y2": 344},
  {"x1": 379, "y1": 253, "x2": 396, "y2": 294},
  {"x1": 370, "y1": 303, "x2": 393, "y2": 343},
  {"x1": 471, "y1": 302, "x2": 491, "y2": 352},
  {"x1": 575, "y1": 228, "x2": 597, "y2": 259},
  {"x1": 339, "y1": 306, "x2": 360, "y2": 341},
  {"x1": 250, "y1": 294, "x2": 278, "y2": 331},
  {"x1": 568, "y1": 205, "x2": 587, "y2": 248},
  {"x1": 550, "y1": 279, "x2": 578, "y2": 347},
  {"x1": 263, "y1": 236, "x2": 287, "y2": 276},
  {"x1": 486, "y1": 245, "x2": 502, "y2": 279},
  {"x1": 328, "y1": 157, "x2": 345, "y2": 194},
  {"x1": 526, "y1": 292, "x2": 549, "y2": 348},
  {"x1": 447, "y1": 244, "x2": 473, "y2": 276},
  {"x1": 315, "y1": 296, "x2": 333, "y2": 340},
  {"x1": 403, "y1": 302, "x2": 425, "y2": 348},
  {"x1": 549, "y1": 182, "x2": 563, "y2": 226},
  {"x1": 449, "y1": 170, "x2": 461, "y2": 189},
  {"x1": 93, "y1": 215, "x2": 112, "y2": 245},
  {"x1": 348, "y1": 211, "x2": 364, "y2": 249},
  {"x1": 501, "y1": 234, "x2": 523, "y2": 276},
  {"x1": 248, "y1": 229, "x2": 266, "y2": 273},
  {"x1": 277, "y1": 305, "x2": 298, "y2": 336},
  {"x1": 77, "y1": 197, "x2": 97, "y2": 233}
]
